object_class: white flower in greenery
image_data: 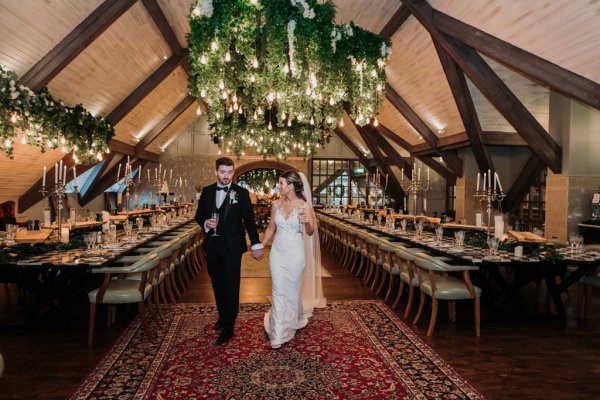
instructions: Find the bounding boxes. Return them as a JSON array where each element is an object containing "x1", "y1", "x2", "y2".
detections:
[
  {"x1": 10, "y1": 91, "x2": 19, "y2": 100},
  {"x1": 343, "y1": 24, "x2": 353, "y2": 37},
  {"x1": 192, "y1": 0, "x2": 213, "y2": 18},
  {"x1": 228, "y1": 190, "x2": 238, "y2": 204}
]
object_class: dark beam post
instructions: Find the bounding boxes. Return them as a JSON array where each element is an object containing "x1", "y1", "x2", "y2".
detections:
[
  {"x1": 385, "y1": 83, "x2": 463, "y2": 176},
  {"x1": 378, "y1": 6, "x2": 411, "y2": 39},
  {"x1": 77, "y1": 153, "x2": 116, "y2": 205},
  {"x1": 333, "y1": 128, "x2": 371, "y2": 168},
  {"x1": 503, "y1": 155, "x2": 546, "y2": 214},
  {"x1": 20, "y1": 0, "x2": 137, "y2": 90},
  {"x1": 434, "y1": 40, "x2": 494, "y2": 174},
  {"x1": 141, "y1": 0, "x2": 182, "y2": 54},
  {"x1": 401, "y1": 0, "x2": 562, "y2": 173},
  {"x1": 433, "y1": 10, "x2": 600, "y2": 111}
]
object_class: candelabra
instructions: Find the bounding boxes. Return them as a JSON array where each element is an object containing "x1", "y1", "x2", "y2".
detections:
[
  {"x1": 473, "y1": 170, "x2": 505, "y2": 236},
  {"x1": 400, "y1": 163, "x2": 429, "y2": 216},
  {"x1": 365, "y1": 169, "x2": 388, "y2": 209},
  {"x1": 40, "y1": 161, "x2": 77, "y2": 241}
]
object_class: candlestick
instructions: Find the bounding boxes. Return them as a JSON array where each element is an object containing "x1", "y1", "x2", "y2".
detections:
[
  {"x1": 148, "y1": 168, "x2": 151, "y2": 180},
  {"x1": 476, "y1": 172, "x2": 480, "y2": 192},
  {"x1": 138, "y1": 166, "x2": 141, "y2": 183},
  {"x1": 401, "y1": 168, "x2": 404, "y2": 185},
  {"x1": 493, "y1": 171, "x2": 497, "y2": 191},
  {"x1": 185, "y1": 178, "x2": 187, "y2": 187},
  {"x1": 488, "y1": 168, "x2": 491, "y2": 188},
  {"x1": 163, "y1": 169, "x2": 167, "y2": 179},
  {"x1": 117, "y1": 163, "x2": 121, "y2": 180},
  {"x1": 73, "y1": 166, "x2": 77, "y2": 182},
  {"x1": 497, "y1": 174, "x2": 503, "y2": 192},
  {"x1": 55, "y1": 163, "x2": 58, "y2": 182},
  {"x1": 59, "y1": 160, "x2": 63, "y2": 181},
  {"x1": 63, "y1": 166, "x2": 67, "y2": 183},
  {"x1": 43, "y1": 165, "x2": 47, "y2": 187},
  {"x1": 155, "y1": 168, "x2": 157, "y2": 179},
  {"x1": 483, "y1": 172, "x2": 486, "y2": 191},
  {"x1": 170, "y1": 169, "x2": 173, "y2": 180}
]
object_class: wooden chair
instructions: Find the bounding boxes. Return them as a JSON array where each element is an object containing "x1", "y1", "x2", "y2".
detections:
[
  {"x1": 88, "y1": 252, "x2": 160, "y2": 346},
  {"x1": 413, "y1": 253, "x2": 481, "y2": 336}
]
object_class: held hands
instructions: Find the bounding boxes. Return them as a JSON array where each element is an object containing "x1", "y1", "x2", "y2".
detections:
[{"x1": 252, "y1": 248, "x2": 264, "y2": 260}]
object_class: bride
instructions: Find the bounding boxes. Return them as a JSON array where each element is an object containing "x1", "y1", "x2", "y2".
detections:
[{"x1": 261, "y1": 170, "x2": 326, "y2": 349}]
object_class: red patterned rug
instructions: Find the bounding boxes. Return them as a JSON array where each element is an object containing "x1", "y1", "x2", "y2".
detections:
[{"x1": 70, "y1": 301, "x2": 485, "y2": 399}]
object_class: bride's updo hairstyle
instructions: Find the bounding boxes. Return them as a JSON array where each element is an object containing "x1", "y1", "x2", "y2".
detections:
[{"x1": 280, "y1": 170, "x2": 306, "y2": 201}]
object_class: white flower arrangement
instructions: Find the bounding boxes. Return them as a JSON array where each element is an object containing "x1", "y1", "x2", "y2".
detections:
[
  {"x1": 291, "y1": 0, "x2": 315, "y2": 19},
  {"x1": 192, "y1": 0, "x2": 213, "y2": 18},
  {"x1": 287, "y1": 20, "x2": 297, "y2": 76},
  {"x1": 228, "y1": 190, "x2": 239, "y2": 204}
]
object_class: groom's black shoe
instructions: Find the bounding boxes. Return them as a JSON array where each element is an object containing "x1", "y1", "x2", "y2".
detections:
[
  {"x1": 214, "y1": 321, "x2": 223, "y2": 331},
  {"x1": 215, "y1": 329, "x2": 233, "y2": 345}
]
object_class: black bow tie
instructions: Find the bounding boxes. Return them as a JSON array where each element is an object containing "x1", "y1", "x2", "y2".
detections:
[{"x1": 216, "y1": 186, "x2": 228, "y2": 191}]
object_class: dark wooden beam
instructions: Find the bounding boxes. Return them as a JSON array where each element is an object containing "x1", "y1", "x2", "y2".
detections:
[
  {"x1": 20, "y1": 0, "x2": 137, "y2": 90},
  {"x1": 333, "y1": 128, "x2": 370, "y2": 168},
  {"x1": 106, "y1": 51, "x2": 187, "y2": 124},
  {"x1": 365, "y1": 125, "x2": 412, "y2": 176},
  {"x1": 377, "y1": 123, "x2": 414, "y2": 151},
  {"x1": 433, "y1": 10, "x2": 600, "y2": 111},
  {"x1": 401, "y1": 0, "x2": 562, "y2": 173},
  {"x1": 412, "y1": 131, "x2": 527, "y2": 155},
  {"x1": 503, "y1": 154, "x2": 546, "y2": 213},
  {"x1": 141, "y1": 0, "x2": 182, "y2": 54},
  {"x1": 385, "y1": 83, "x2": 463, "y2": 176},
  {"x1": 109, "y1": 140, "x2": 159, "y2": 162},
  {"x1": 378, "y1": 6, "x2": 411, "y2": 39},
  {"x1": 351, "y1": 119, "x2": 404, "y2": 202},
  {"x1": 135, "y1": 95, "x2": 196, "y2": 153},
  {"x1": 434, "y1": 40, "x2": 494, "y2": 174},
  {"x1": 18, "y1": 153, "x2": 78, "y2": 212},
  {"x1": 418, "y1": 156, "x2": 456, "y2": 184},
  {"x1": 77, "y1": 153, "x2": 115, "y2": 205},
  {"x1": 79, "y1": 156, "x2": 145, "y2": 207}
]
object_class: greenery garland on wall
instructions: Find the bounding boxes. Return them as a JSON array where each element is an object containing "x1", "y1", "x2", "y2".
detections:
[
  {"x1": 188, "y1": 0, "x2": 391, "y2": 159},
  {"x1": 0, "y1": 66, "x2": 114, "y2": 162}
]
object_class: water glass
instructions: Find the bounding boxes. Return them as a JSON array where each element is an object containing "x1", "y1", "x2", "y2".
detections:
[
  {"x1": 487, "y1": 236, "x2": 499, "y2": 257},
  {"x1": 400, "y1": 219, "x2": 407, "y2": 233},
  {"x1": 123, "y1": 221, "x2": 133, "y2": 239},
  {"x1": 136, "y1": 217, "x2": 144, "y2": 232},
  {"x1": 109, "y1": 223, "x2": 117, "y2": 244},
  {"x1": 5, "y1": 224, "x2": 18, "y2": 245},
  {"x1": 435, "y1": 225, "x2": 444, "y2": 243},
  {"x1": 376, "y1": 214, "x2": 382, "y2": 227},
  {"x1": 368, "y1": 213, "x2": 374, "y2": 225},
  {"x1": 84, "y1": 233, "x2": 95, "y2": 250},
  {"x1": 454, "y1": 230, "x2": 465, "y2": 250}
]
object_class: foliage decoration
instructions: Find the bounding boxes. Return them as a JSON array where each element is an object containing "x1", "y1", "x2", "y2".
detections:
[
  {"x1": 188, "y1": 0, "x2": 391, "y2": 158},
  {"x1": 0, "y1": 66, "x2": 114, "y2": 162}
]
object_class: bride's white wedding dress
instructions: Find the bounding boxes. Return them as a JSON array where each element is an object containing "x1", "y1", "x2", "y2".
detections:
[{"x1": 264, "y1": 206, "x2": 309, "y2": 348}]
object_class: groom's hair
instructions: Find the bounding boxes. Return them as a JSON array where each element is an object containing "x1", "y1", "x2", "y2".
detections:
[{"x1": 215, "y1": 157, "x2": 234, "y2": 169}]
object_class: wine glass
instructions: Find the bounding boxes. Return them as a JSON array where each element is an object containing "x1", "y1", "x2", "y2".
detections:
[
  {"x1": 400, "y1": 219, "x2": 407, "y2": 233},
  {"x1": 123, "y1": 221, "x2": 133, "y2": 240},
  {"x1": 296, "y1": 207, "x2": 306, "y2": 233},
  {"x1": 368, "y1": 213, "x2": 374, "y2": 225},
  {"x1": 435, "y1": 225, "x2": 444, "y2": 243},
  {"x1": 568, "y1": 232, "x2": 578, "y2": 254},
  {"x1": 136, "y1": 217, "x2": 144, "y2": 232},
  {"x1": 5, "y1": 224, "x2": 18, "y2": 245},
  {"x1": 211, "y1": 212, "x2": 220, "y2": 236},
  {"x1": 376, "y1": 214, "x2": 382, "y2": 227}
]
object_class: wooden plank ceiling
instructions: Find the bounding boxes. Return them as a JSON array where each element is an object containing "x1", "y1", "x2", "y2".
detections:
[{"x1": 1, "y1": 0, "x2": 600, "y2": 206}]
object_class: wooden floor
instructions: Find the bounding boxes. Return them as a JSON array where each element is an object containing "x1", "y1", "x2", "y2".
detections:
[{"x1": 1, "y1": 250, "x2": 600, "y2": 399}]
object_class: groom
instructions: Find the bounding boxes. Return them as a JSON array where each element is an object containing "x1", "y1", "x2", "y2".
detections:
[{"x1": 195, "y1": 157, "x2": 263, "y2": 345}]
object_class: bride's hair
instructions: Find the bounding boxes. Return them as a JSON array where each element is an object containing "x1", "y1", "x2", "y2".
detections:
[{"x1": 280, "y1": 170, "x2": 306, "y2": 201}]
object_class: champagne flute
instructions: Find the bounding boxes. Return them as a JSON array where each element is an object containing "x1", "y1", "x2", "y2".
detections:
[
  {"x1": 296, "y1": 207, "x2": 306, "y2": 233},
  {"x1": 211, "y1": 212, "x2": 220, "y2": 236}
]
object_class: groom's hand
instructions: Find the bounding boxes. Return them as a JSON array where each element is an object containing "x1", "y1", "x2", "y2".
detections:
[{"x1": 252, "y1": 249, "x2": 263, "y2": 260}]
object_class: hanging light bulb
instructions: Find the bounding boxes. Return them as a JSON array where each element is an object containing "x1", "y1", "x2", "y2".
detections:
[
  {"x1": 238, "y1": 106, "x2": 243, "y2": 114},
  {"x1": 305, "y1": 86, "x2": 311, "y2": 96},
  {"x1": 228, "y1": 104, "x2": 233, "y2": 114},
  {"x1": 96, "y1": 152, "x2": 103, "y2": 161},
  {"x1": 281, "y1": 111, "x2": 286, "y2": 120},
  {"x1": 339, "y1": 117, "x2": 344, "y2": 127},
  {"x1": 10, "y1": 113, "x2": 17, "y2": 123},
  {"x1": 232, "y1": 93, "x2": 238, "y2": 103},
  {"x1": 309, "y1": 116, "x2": 315, "y2": 126},
  {"x1": 225, "y1": 51, "x2": 231, "y2": 62},
  {"x1": 253, "y1": 111, "x2": 258, "y2": 120},
  {"x1": 61, "y1": 146, "x2": 68, "y2": 153},
  {"x1": 283, "y1": 63, "x2": 290, "y2": 74},
  {"x1": 268, "y1": 121, "x2": 273, "y2": 130},
  {"x1": 252, "y1": 57, "x2": 259, "y2": 69},
  {"x1": 218, "y1": 81, "x2": 225, "y2": 90},
  {"x1": 373, "y1": 117, "x2": 379, "y2": 127},
  {"x1": 200, "y1": 54, "x2": 207, "y2": 64},
  {"x1": 196, "y1": 106, "x2": 202, "y2": 116},
  {"x1": 233, "y1": 103, "x2": 238, "y2": 111},
  {"x1": 21, "y1": 135, "x2": 27, "y2": 144},
  {"x1": 4, "y1": 139, "x2": 12, "y2": 148},
  {"x1": 329, "y1": 97, "x2": 335, "y2": 106},
  {"x1": 211, "y1": 41, "x2": 218, "y2": 51},
  {"x1": 74, "y1": 145, "x2": 79, "y2": 151},
  {"x1": 250, "y1": 75, "x2": 256, "y2": 83},
  {"x1": 222, "y1": 91, "x2": 228, "y2": 99},
  {"x1": 200, "y1": 89, "x2": 206, "y2": 97},
  {"x1": 287, "y1": 119, "x2": 292, "y2": 127}
]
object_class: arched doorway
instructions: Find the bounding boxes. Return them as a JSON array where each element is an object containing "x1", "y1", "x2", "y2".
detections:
[
  {"x1": 234, "y1": 161, "x2": 296, "y2": 203},
  {"x1": 233, "y1": 161, "x2": 297, "y2": 182}
]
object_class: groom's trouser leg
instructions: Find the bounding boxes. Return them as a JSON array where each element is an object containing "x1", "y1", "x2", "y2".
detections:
[
  {"x1": 206, "y1": 251, "x2": 226, "y2": 324},
  {"x1": 220, "y1": 252, "x2": 242, "y2": 330}
]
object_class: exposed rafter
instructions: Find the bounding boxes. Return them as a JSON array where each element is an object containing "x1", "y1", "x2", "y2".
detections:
[
  {"x1": 433, "y1": 10, "x2": 600, "y2": 111},
  {"x1": 333, "y1": 128, "x2": 371, "y2": 168},
  {"x1": 401, "y1": 0, "x2": 562, "y2": 174},
  {"x1": 378, "y1": 5, "x2": 411, "y2": 39},
  {"x1": 106, "y1": 51, "x2": 188, "y2": 125},
  {"x1": 351, "y1": 118, "x2": 404, "y2": 201},
  {"x1": 503, "y1": 154, "x2": 546, "y2": 213},
  {"x1": 411, "y1": 131, "x2": 527, "y2": 155},
  {"x1": 364, "y1": 125, "x2": 412, "y2": 176},
  {"x1": 134, "y1": 95, "x2": 196, "y2": 154},
  {"x1": 313, "y1": 169, "x2": 345, "y2": 196},
  {"x1": 77, "y1": 152, "x2": 116, "y2": 206},
  {"x1": 384, "y1": 83, "x2": 463, "y2": 176},
  {"x1": 20, "y1": 0, "x2": 137, "y2": 90},
  {"x1": 434, "y1": 40, "x2": 493, "y2": 174},
  {"x1": 141, "y1": 0, "x2": 182, "y2": 54},
  {"x1": 109, "y1": 140, "x2": 158, "y2": 162},
  {"x1": 18, "y1": 152, "x2": 78, "y2": 212}
]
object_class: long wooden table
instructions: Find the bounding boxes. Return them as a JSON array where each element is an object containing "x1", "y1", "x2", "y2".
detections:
[{"x1": 320, "y1": 210, "x2": 600, "y2": 320}]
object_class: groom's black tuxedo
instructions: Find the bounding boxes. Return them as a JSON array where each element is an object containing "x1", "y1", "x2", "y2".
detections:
[{"x1": 195, "y1": 183, "x2": 260, "y2": 332}]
